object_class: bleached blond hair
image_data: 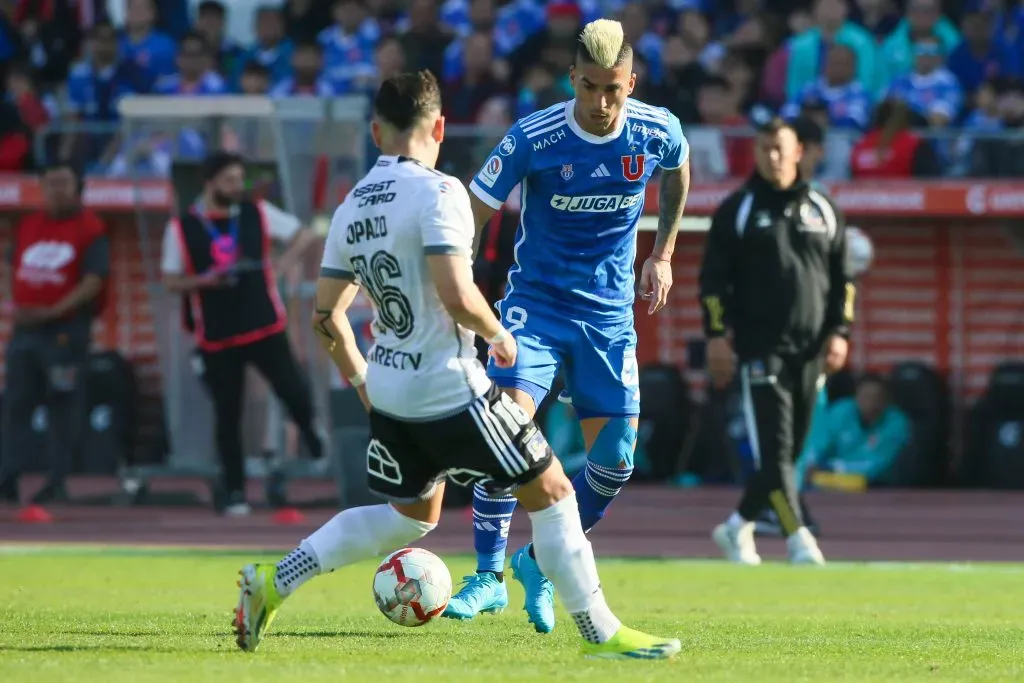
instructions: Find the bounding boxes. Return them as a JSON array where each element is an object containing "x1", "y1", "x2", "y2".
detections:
[{"x1": 577, "y1": 19, "x2": 632, "y2": 69}]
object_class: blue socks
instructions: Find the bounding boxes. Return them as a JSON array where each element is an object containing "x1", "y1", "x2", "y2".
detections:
[
  {"x1": 572, "y1": 462, "x2": 633, "y2": 532},
  {"x1": 472, "y1": 483, "x2": 517, "y2": 573},
  {"x1": 471, "y1": 464, "x2": 635, "y2": 573}
]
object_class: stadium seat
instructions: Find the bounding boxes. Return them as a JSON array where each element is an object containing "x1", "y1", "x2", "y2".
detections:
[
  {"x1": 0, "y1": 394, "x2": 49, "y2": 473},
  {"x1": 886, "y1": 361, "x2": 951, "y2": 487},
  {"x1": 329, "y1": 387, "x2": 376, "y2": 507},
  {"x1": 967, "y1": 362, "x2": 1024, "y2": 489},
  {"x1": 636, "y1": 363, "x2": 692, "y2": 481},
  {"x1": 78, "y1": 351, "x2": 139, "y2": 475}
]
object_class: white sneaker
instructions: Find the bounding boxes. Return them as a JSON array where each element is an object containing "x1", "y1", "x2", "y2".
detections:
[
  {"x1": 225, "y1": 502, "x2": 252, "y2": 517},
  {"x1": 712, "y1": 521, "x2": 762, "y2": 565},
  {"x1": 787, "y1": 527, "x2": 826, "y2": 565}
]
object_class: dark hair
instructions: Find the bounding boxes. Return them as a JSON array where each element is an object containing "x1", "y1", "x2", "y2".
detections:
[
  {"x1": 242, "y1": 61, "x2": 271, "y2": 78},
  {"x1": 198, "y1": 0, "x2": 226, "y2": 16},
  {"x1": 202, "y1": 151, "x2": 245, "y2": 182},
  {"x1": 755, "y1": 116, "x2": 797, "y2": 137},
  {"x1": 700, "y1": 75, "x2": 731, "y2": 91},
  {"x1": 857, "y1": 372, "x2": 889, "y2": 393},
  {"x1": 293, "y1": 40, "x2": 323, "y2": 55},
  {"x1": 374, "y1": 70, "x2": 442, "y2": 131},
  {"x1": 792, "y1": 115, "x2": 824, "y2": 145},
  {"x1": 89, "y1": 20, "x2": 117, "y2": 39},
  {"x1": 40, "y1": 160, "x2": 84, "y2": 193},
  {"x1": 179, "y1": 30, "x2": 210, "y2": 52}
]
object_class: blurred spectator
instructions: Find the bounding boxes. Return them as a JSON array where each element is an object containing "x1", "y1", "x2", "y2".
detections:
[
  {"x1": 782, "y1": 43, "x2": 872, "y2": 130},
  {"x1": 283, "y1": 0, "x2": 332, "y2": 44},
  {"x1": 618, "y1": 3, "x2": 664, "y2": 84},
  {"x1": 993, "y1": 0, "x2": 1024, "y2": 74},
  {"x1": 367, "y1": 0, "x2": 402, "y2": 34},
  {"x1": 851, "y1": 0, "x2": 900, "y2": 40},
  {"x1": 678, "y1": 9, "x2": 725, "y2": 74},
  {"x1": 947, "y1": 1, "x2": 1017, "y2": 97},
  {"x1": 104, "y1": 131, "x2": 176, "y2": 176},
  {"x1": 194, "y1": 0, "x2": 244, "y2": 77},
  {"x1": 515, "y1": 64, "x2": 556, "y2": 117},
  {"x1": 5, "y1": 62, "x2": 52, "y2": 131},
  {"x1": 786, "y1": 0, "x2": 876, "y2": 101},
  {"x1": 885, "y1": 35, "x2": 962, "y2": 128},
  {"x1": 235, "y1": 6, "x2": 293, "y2": 87},
  {"x1": 119, "y1": 0, "x2": 178, "y2": 90},
  {"x1": 1, "y1": 162, "x2": 109, "y2": 505},
  {"x1": 441, "y1": 31, "x2": 507, "y2": 123},
  {"x1": 648, "y1": 35, "x2": 708, "y2": 123},
  {"x1": 970, "y1": 77, "x2": 1024, "y2": 177},
  {"x1": 238, "y1": 60, "x2": 271, "y2": 94},
  {"x1": 0, "y1": 100, "x2": 31, "y2": 171},
  {"x1": 153, "y1": 32, "x2": 228, "y2": 95},
  {"x1": 8, "y1": 0, "x2": 81, "y2": 87},
  {"x1": 398, "y1": 0, "x2": 452, "y2": 80},
  {"x1": 506, "y1": 1, "x2": 579, "y2": 86},
  {"x1": 270, "y1": 41, "x2": 335, "y2": 96},
  {"x1": 794, "y1": 115, "x2": 826, "y2": 180},
  {"x1": 877, "y1": 0, "x2": 960, "y2": 89},
  {"x1": 797, "y1": 374, "x2": 911, "y2": 488},
  {"x1": 719, "y1": 48, "x2": 760, "y2": 113},
  {"x1": 373, "y1": 35, "x2": 406, "y2": 85},
  {"x1": 693, "y1": 75, "x2": 754, "y2": 178},
  {"x1": 62, "y1": 21, "x2": 143, "y2": 172},
  {"x1": 850, "y1": 98, "x2": 941, "y2": 177},
  {"x1": 318, "y1": 0, "x2": 379, "y2": 93}
]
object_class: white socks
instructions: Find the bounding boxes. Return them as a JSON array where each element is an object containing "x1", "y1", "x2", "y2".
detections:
[
  {"x1": 274, "y1": 504, "x2": 436, "y2": 597},
  {"x1": 728, "y1": 511, "x2": 748, "y2": 528},
  {"x1": 528, "y1": 493, "x2": 621, "y2": 644}
]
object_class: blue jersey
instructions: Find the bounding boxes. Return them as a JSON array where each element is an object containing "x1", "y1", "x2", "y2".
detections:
[{"x1": 469, "y1": 98, "x2": 688, "y2": 321}]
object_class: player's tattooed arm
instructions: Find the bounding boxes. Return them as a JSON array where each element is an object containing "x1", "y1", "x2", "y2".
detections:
[
  {"x1": 312, "y1": 275, "x2": 368, "y2": 386},
  {"x1": 652, "y1": 158, "x2": 690, "y2": 261}
]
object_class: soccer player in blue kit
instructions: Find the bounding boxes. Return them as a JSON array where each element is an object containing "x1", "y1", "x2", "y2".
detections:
[{"x1": 442, "y1": 19, "x2": 691, "y2": 632}]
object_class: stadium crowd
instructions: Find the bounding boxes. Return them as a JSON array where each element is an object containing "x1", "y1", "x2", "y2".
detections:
[{"x1": 0, "y1": 0, "x2": 1023, "y2": 178}]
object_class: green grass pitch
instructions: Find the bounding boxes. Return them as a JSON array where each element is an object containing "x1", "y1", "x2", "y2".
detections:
[{"x1": 1, "y1": 546, "x2": 1022, "y2": 682}]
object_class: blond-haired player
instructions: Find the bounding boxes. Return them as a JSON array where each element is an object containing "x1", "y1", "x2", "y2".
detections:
[{"x1": 443, "y1": 19, "x2": 691, "y2": 633}]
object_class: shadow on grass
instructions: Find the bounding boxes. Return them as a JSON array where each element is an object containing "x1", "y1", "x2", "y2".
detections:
[
  {"x1": 0, "y1": 644, "x2": 180, "y2": 653},
  {"x1": 274, "y1": 630, "x2": 409, "y2": 639}
]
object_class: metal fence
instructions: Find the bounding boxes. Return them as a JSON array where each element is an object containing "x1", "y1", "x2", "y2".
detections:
[{"x1": 30, "y1": 118, "x2": 1024, "y2": 184}]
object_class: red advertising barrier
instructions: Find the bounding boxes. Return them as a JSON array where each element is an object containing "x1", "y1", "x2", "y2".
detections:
[{"x1": 2, "y1": 175, "x2": 1023, "y2": 413}]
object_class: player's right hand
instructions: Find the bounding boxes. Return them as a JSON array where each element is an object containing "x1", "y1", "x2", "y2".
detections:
[
  {"x1": 488, "y1": 330, "x2": 518, "y2": 369},
  {"x1": 707, "y1": 336, "x2": 736, "y2": 389}
]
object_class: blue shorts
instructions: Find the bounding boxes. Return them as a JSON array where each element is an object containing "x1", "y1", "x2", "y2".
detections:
[{"x1": 487, "y1": 295, "x2": 639, "y2": 419}]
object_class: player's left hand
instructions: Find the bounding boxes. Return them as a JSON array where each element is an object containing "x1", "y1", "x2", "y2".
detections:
[
  {"x1": 640, "y1": 256, "x2": 673, "y2": 314},
  {"x1": 824, "y1": 334, "x2": 849, "y2": 374}
]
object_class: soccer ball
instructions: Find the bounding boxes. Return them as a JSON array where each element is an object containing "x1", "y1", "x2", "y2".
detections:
[
  {"x1": 372, "y1": 548, "x2": 452, "y2": 627},
  {"x1": 846, "y1": 226, "x2": 874, "y2": 277}
]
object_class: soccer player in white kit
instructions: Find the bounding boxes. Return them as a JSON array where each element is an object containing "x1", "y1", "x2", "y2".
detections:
[{"x1": 231, "y1": 70, "x2": 681, "y2": 660}]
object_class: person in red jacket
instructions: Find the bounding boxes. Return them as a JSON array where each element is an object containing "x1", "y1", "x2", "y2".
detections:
[
  {"x1": 0, "y1": 162, "x2": 109, "y2": 505},
  {"x1": 850, "y1": 98, "x2": 941, "y2": 178}
]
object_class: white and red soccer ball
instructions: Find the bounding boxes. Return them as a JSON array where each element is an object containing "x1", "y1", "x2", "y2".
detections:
[{"x1": 372, "y1": 548, "x2": 452, "y2": 627}]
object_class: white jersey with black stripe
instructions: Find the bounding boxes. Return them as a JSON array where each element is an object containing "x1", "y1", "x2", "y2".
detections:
[{"x1": 321, "y1": 155, "x2": 490, "y2": 420}]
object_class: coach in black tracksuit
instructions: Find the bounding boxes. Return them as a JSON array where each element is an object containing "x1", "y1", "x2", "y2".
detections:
[{"x1": 699, "y1": 118, "x2": 854, "y2": 562}]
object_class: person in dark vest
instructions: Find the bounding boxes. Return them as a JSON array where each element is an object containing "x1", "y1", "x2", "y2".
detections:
[
  {"x1": 160, "y1": 151, "x2": 323, "y2": 516},
  {"x1": 1, "y1": 161, "x2": 109, "y2": 505}
]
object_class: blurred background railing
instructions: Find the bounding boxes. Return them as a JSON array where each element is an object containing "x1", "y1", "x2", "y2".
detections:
[{"x1": 27, "y1": 119, "x2": 1024, "y2": 184}]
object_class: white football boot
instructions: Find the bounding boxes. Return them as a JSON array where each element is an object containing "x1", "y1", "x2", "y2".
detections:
[
  {"x1": 787, "y1": 527, "x2": 826, "y2": 565},
  {"x1": 712, "y1": 520, "x2": 762, "y2": 565}
]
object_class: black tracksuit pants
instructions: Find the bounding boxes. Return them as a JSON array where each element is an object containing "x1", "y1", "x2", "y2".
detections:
[
  {"x1": 736, "y1": 353, "x2": 824, "y2": 535},
  {"x1": 195, "y1": 333, "x2": 321, "y2": 498}
]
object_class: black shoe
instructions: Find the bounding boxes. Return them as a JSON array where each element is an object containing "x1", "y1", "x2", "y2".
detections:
[
  {"x1": 31, "y1": 480, "x2": 68, "y2": 505},
  {"x1": 0, "y1": 476, "x2": 19, "y2": 505}
]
